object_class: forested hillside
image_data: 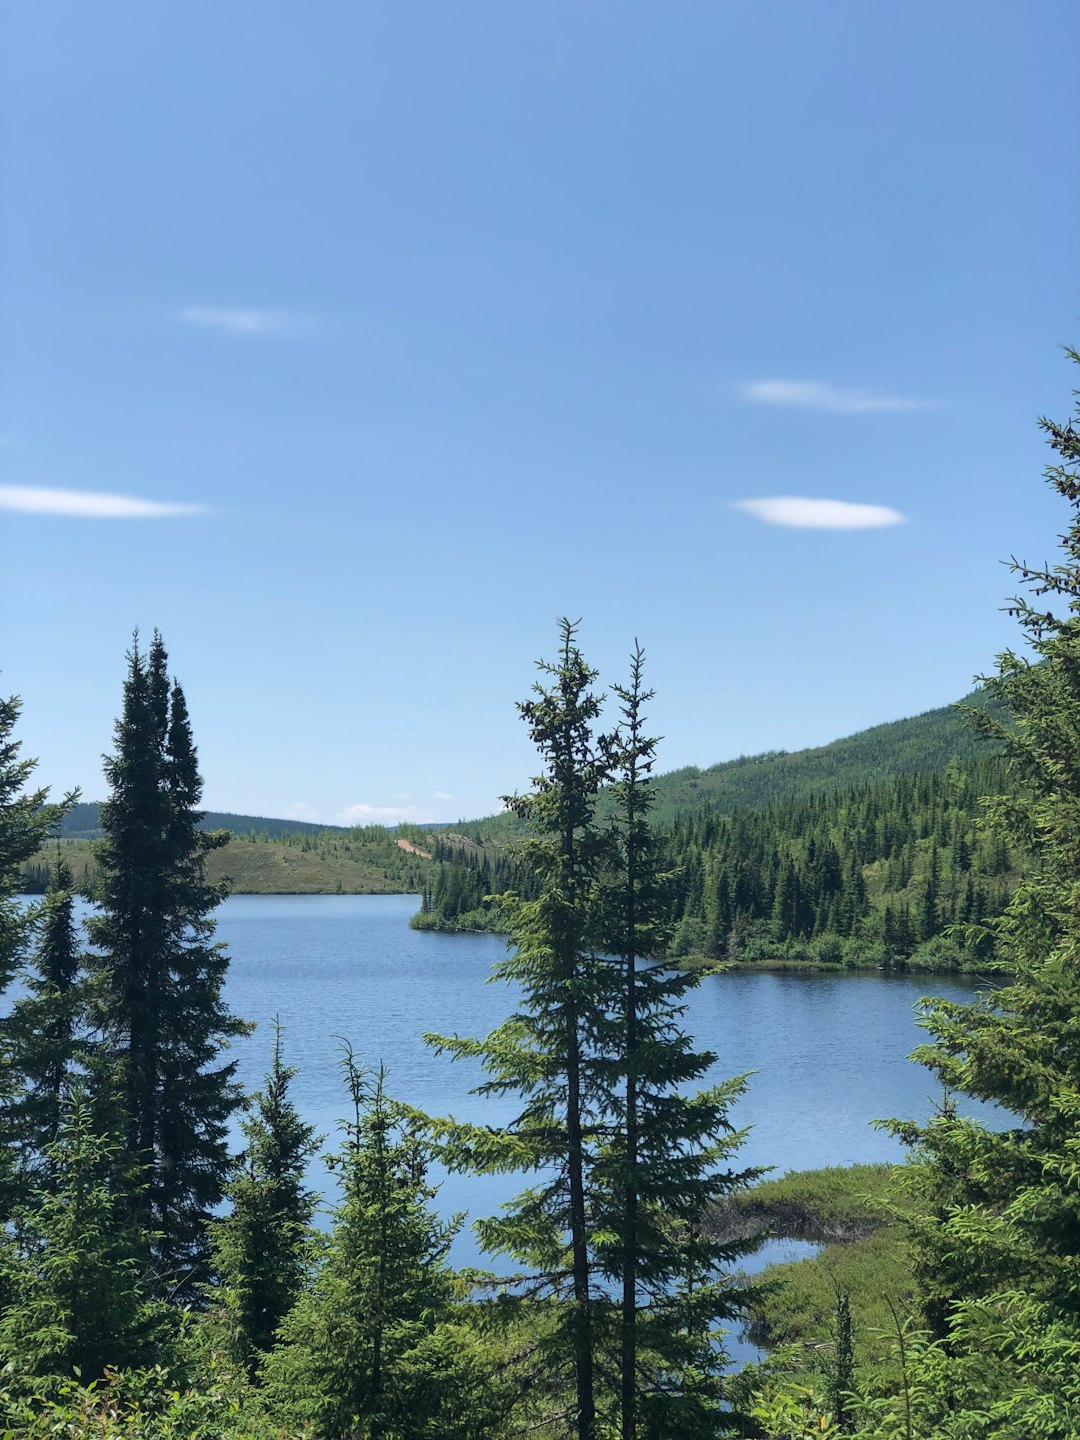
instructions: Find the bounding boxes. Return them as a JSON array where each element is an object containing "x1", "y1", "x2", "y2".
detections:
[
  {"x1": 416, "y1": 700, "x2": 1015, "y2": 970},
  {"x1": 455, "y1": 687, "x2": 998, "y2": 843}
]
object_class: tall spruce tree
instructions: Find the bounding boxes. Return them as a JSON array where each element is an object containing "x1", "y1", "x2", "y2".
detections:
[
  {"x1": 891, "y1": 348, "x2": 1080, "y2": 1433},
  {"x1": 87, "y1": 633, "x2": 249, "y2": 1292},
  {"x1": 426, "y1": 619, "x2": 610, "y2": 1440},
  {"x1": 594, "y1": 645, "x2": 758, "y2": 1440},
  {"x1": 211, "y1": 1022, "x2": 319, "y2": 1375}
]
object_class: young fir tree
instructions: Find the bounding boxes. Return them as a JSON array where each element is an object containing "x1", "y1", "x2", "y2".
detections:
[
  {"x1": 6, "y1": 850, "x2": 86, "y2": 1187},
  {"x1": 86, "y1": 633, "x2": 249, "y2": 1292},
  {"x1": 264, "y1": 1053, "x2": 493, "y2": 1440},
  {"x1": 425, "y1": 619, "x2": 611, "y2": 1440},
  {"x1": 890, "y1": 349, "x2": 1080, "y2": 1432},
  {"x1": 0, "y1": 1086, "x2": 155, "y2": 1385},
  {"x1": 0, "y1": 694, "x2": 72, "y2": 1220},
  {"x1": 211, "y1": 1022, "x2": 320, "y2": 1376},
  {"x1": 593, "y1": 645, "x2": 758, "y2": 1440}
]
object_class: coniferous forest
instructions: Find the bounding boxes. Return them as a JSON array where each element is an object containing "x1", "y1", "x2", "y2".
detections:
[{"x1": 2, "y1": 352, "x2": 1080, "y2": 1437}]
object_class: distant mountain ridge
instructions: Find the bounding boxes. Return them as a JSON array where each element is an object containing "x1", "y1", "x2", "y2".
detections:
[{"x1": 60, "y1": 802, "x2": 351, "y2": 843}]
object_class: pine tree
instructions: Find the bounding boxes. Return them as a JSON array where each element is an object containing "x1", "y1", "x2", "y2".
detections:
[
  {"x1": 264, "y1": 1052, "x2": 492, "y2": 1440},
  {"x1": 211, "y1": 1021, "x2": 320, "y2": 1375},
  {"x1": 594, "y1": 645, "x2": 757, "y2": 1440},
  {"x1": 425, "y1": 619, "x2": 610, "y2": 1440},
  {"x1": 87, "y1": 632, "x2": 249, "y2": 1292},
  {"x1": 893, "y1": 349, "x2": 1080, "y2": 1431},
  {"x1": 6, "y1": 850, "x2": 85, "y2": 1186}
]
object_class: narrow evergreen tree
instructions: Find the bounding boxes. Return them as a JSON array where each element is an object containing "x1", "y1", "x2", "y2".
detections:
[
  {"x1": 893, "y1": 348, "x2": 1080, "y2": 1431},
  {"x1": 212, "y1": 1021, "x2": 320, "y2": 1375},
  {"x1": 264, "y1": 1053, "x2": 492, "y2": 1440},
  {"x1": 6, "y1": 850, "x2": 85, "y2": 1186},
  {"x1": 425, "y1": 619, "x2": 610, "y2": 1440},
  {"x1": 0, "y1": 694, "x2": 72, "y2": 1218},
  {"x1": 594, "y1": 645, "x2": 757, "y2": 1440},
  {"x1": 87, "y1": 632, "x2": 249, "y2": 1291}
]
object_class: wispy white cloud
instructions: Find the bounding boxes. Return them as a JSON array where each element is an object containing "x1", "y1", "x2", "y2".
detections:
[
  {"x1": 433, "y1": 791, "x2": 453, "y2": 801},
  {"x1": 180, "y1": 306, "x2": 309, "y2": 337},
  {"x1": 338, "y1": 802, "x2": 433, "y2": 825},
  {"x1": 742, "y1": 379, "x2": 931, "y2": 414},
  {"x1": 289, "y1": 802, "x2": 317, "y2": 817},
  {"x1": 0, "y1": 485, "x2": 207, "y2": 519},
  {"x1": 731, "y1": 497, "x2": 906, "y2": 530}
]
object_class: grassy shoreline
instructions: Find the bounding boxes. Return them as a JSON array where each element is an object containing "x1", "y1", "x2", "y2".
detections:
[{"x1": 712, "y1": 1165, "x2": 916, "y2": 1363}]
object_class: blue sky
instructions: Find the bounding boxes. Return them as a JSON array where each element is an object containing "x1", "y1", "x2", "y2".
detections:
[{"x1": 3, "y1": 1, "x2": 1078, "y2": 825}]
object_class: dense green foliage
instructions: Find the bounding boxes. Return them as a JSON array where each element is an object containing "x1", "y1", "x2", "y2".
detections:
[
  {"x1": 210, "y1": 1023, "x2": 320, "y2": 1376},
  {"x1": 664, "y1": 753, "x2": 1017, "y2": 969},
  {"x1": 416, "y1": 752, "x2": 1020, "y2": 972},
  {"x1": 423, "y1": 624, "x2": 757, "y2": 1440},
  {"x1": 864, "y1": 349, "x2": 1080, "y2": 1438},
  {"x1": 262, "y1": 1053, "x2": 496, "y2": 1440},
  {"x1": 85, "y1": 634, "x2": 250, "y2": 1292},
  {"x1": 0, "y1": 695, "x2": 73, "y2": 1220},
  {"x1": 5, "y1": 852, "x2": 86, "y2": 1186},
  {"x1": 0, "y1": 1089, "x2": 162, "y2": 1386}
]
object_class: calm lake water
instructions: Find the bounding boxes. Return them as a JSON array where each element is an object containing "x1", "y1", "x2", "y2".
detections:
[{"x1": 213, "y1": 895, "x2": 1000, "y2": 1230}]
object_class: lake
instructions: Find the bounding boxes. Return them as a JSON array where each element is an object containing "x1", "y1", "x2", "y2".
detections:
[{"x1": 215, "y1": 895, "x2": 999, "y2": 1234}]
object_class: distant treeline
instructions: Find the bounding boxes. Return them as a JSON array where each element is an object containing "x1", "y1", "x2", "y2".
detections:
[
  {"x1": 59, "y1": 801, "x2": 352, "y2": 842},
  {"x1": 414, "y1": 753, "x2": 1019, "y2": 970}
]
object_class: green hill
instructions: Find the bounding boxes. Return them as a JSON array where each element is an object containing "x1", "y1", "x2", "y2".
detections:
[
  {"x1": 22, "y1": 824, "x2": 437, "y2": 897},
  {"x1": 454, "y1": 688, "x2": 998, "y2": 841},
  {"x1": 416, "y1": 688, "x2": 1017, "y2": 971}
]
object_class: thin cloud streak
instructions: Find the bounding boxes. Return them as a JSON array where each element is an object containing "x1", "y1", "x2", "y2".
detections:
[
  {"x1": 732, "y1": 497, "x2": 907, "y2": 530},
  {"x1": 742, "y1": 379, "x2": 931, "y2": 414},
  {"x1": 0, "y1": 485, "x2": 207, "y2": 519},
  {"x1": 180, "y1": 306, "x2": 308, "y2": 337}
]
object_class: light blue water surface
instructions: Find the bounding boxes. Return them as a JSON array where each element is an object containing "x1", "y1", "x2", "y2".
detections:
[{"x1": 213, "y1": 895, "x2": 1000, "y2": 1233}]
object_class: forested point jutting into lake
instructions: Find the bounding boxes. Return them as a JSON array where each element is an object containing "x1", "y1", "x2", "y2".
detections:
[{"x1": 1, "y1": 354, "x2": 1080, "y2": 1437}]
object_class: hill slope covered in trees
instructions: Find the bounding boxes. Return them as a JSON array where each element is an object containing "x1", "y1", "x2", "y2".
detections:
[{"x1": 417, "y1": 690, "x2": 1015, "y2": 971}]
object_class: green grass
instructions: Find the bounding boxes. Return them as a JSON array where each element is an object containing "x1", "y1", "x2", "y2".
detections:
[
  {"x1": 21, "y1": 831, "x2": 436, "y2": 897},
  {"x1": 711, "y1": 1165, "x2": 917, "y2": 1369}
]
